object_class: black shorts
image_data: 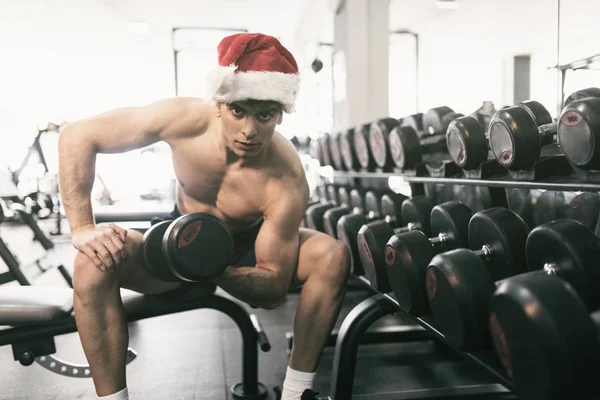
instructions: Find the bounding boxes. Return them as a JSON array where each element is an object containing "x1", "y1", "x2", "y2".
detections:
[{"x1": 134, "y1": 206, "x2": 263, "y2": 268}]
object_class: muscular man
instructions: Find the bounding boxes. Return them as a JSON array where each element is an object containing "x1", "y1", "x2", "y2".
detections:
[{"x1": 58, "y1": 33, "x2": 350, "y2": 400}]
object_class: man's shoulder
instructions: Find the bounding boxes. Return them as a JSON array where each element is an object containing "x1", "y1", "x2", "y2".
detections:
[{"x1": 156, "y1": 97, "x2": 214, "y2": 140}]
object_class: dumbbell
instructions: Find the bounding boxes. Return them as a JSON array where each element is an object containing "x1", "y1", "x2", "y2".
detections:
[
  {"x1": 357, "y1": 195, "x2": 435, "y2": 291},
  {"x1": 400, "y1": 112, "x2": 424, "y2": 135},
  {"x1": 318, "y1": 134, "x2": 333, "y2": 168},
  {"x1": 329, "y1": 132, "x2": 346, "y2": 171},
  {"x1": 385, "y1": 201, "x2": 473, "y2": 316},
  {"x1": 532, "y1": 190, "x2": 567, "y2": 226},
  {"x1": 339, "y1": 128, "x2": 361, "y2": 171},
  {"x1": 353, "y1": 122, "x2": 376, "y2": 171},
  {"x1": 142, "y1": 213, "x2": 234, "y2": 282},
  {"x1": 423, "y1": 106, "x2": 463, "y2": 135},
  {"x1": 558, "y1": 92, "x2": 600, "y2": 170},
  {"x1": 336, "y1": 191, "x2": 407, "y2": 275},
  {"x1": 488, "y1": 100, "x2": 557, "y2": 170},
  {"x1": 323, "y1": 187, "x2": 369, "y2": 238},
  {"x1": 425, "y1": 207, "x2": 530, "y2": 350},
  {"x1": 368, "y1": 117, "x2": 401, "y2": 170},
  {"x1": 388, "y1": 125, "x2": 451, "y2": 170},
  {"x1": 446, "y1": 115, "x2": 490, "y2": 170},
  {"x1": 489, "y1": 219, "x2": 600, "y2": 400}
]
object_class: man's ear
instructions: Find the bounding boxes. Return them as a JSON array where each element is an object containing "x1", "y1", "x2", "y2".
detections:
[
  {"x1": 215, "y1": 102, "x2": 222, "y2": 118},
  {"x1": 277, "y1": 112, "x2": 283, "y2": 125}
]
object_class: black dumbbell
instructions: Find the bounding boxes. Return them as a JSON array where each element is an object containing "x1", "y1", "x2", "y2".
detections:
[
  {"x1": 142, "y1": 213, "x2": 234, "y2": 282},
  {"x1": 388, "y1": 125, "x2": 451, "y2": 170},
  {"x1": 489, "y1": 219, "x2": 600, "y2": 400},
  {"x1": 558, "y1": 92, "x2": 600, "y2": 170},
  {"x1": 321, "y1": 186, "x2": 359, "y2": 237},
  {"x1": 357, "y1": 195, "x2": 435, "y2": 291},
  {"x1": 336, "y1": 191, "x2": 407, "y2": 275},
  {"x1": 323, "y1": 187, "x2": 378, "y2": 238},
  {"x1": 309, "y1": 138, "x2": 323, "y2": 164},
  {"x1": 400, "y1": 112, "x2": 424, "y2": 135},
  {"x1": 368, "y1": 118, "x2": 402, "y2": 170},
  {"x1": 305, "y1": 201, "x2": 338, "y2": 232},
  {"x1": 385, "y1": 201, "x2": 473, "y2": 316},
  {"x1": 318, "y1": 134, "x2": 333, "y2": 168},
  {"x1": 353, "y1": 122, "x2": 376, "y2": 171},
  {"x1": 566, "y1": 192, "x2": 600, "y2": 230},
  {"x1": 532, "y1": 190, "x2": 567, "y2": 226},
  {"x1": 329, "y1": 132, "x2": 346, "y2": 171},
  {"x1": 488, "y1": 100, "x2": 557, "y2": 170},
  {"x1": 425, "y1": 207, "x2": 530, "y2": 350},
  {"x1": 339, "y1": 128, "x2": 361, "y2": 171},
  {"x1": 423, "y1": 106, "x2": 462, "y2": 135},
  {"x1": 446, "y1": 115, "x2": 489, "y2": 170}
]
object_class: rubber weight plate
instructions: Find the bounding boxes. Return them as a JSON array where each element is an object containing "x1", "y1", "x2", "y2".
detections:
[
  {"x1": 532, "y1": 191, "x2": 567, "y2": 226},
  {"x1": 566, "y1": 192, "x2": 600, "y2": 229},
  {"x1": 163, "y1": 213, "x2": 234, "y2": 282},
  {"x1": 337, "y1": 213, "x2": 369, "y2": 275},
  {"x1": 558, "y1": 97, "x2": 600, "y2": 169},
  {"x1": 446, "y1": 116, "x2": 487, "y2": 170},
  {"x1": 423, "y1": 106, "x2": 455, "y2": 135},
  {"x1": 329, "y1": 132, "x2": 345, "y2": 170},
  {"x1": 142, "y1": 220, "x2": 180, "y2": 282},
  {"x1": 369, "y1": 118, "x2": 400, "y2": 170},
  {"x1": 490, "y1": 273, "x2": 600, "y2": 400},
  {"x1": 401, "y1": 196, "x2": 434, "y2": 236},
  {"x1": 564, "y1": 86, "x2": 600, "y2": 106},
  {"x1": 468, "y1": 207, "x2": 530, "y2": 281},
  {"x1": 389, "y1": 126, "x2": 422, "y2": 170},
  {"x1": 340, "y1": 128, "x2": 360, "y2": 171},
  {"x1": 353, "y1": 124, "x2": 373, "y2": 170}
]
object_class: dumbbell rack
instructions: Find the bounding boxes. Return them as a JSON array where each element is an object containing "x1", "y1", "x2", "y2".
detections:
[{"x1": 319, "y1": 167, "x2": 600, "y2": 399}]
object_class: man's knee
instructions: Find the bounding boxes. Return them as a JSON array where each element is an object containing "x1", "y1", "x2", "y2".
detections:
[{"x1": 72, "y1": 252, "x2": 119, "y2": 304}]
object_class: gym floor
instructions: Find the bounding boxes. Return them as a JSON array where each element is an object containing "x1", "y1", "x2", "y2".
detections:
[{"x1": 0, "y1": 221, "x2": 511, "y2": 400}]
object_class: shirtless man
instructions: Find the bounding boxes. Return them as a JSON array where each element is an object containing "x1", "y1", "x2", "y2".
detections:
[{"x1": 58, "y1": 33, "x2": 350, "y2": 400}]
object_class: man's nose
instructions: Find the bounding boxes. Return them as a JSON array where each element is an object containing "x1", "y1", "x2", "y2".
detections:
[{"x1": 242, "y1": 118, "x2": 258, "y2": 139}]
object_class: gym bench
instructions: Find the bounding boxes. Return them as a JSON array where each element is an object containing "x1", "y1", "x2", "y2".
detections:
[{"x1": 0, "y1": 284, "x2": 271, "y2": 399}]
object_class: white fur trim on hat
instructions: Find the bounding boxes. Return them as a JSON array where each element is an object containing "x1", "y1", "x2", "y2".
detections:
[{"x1": 205, "y1": 65, "x2": 300, "y2": 113}]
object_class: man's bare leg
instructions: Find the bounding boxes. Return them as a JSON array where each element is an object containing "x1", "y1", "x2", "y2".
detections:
[
  {"x1": 72, "y1": 229, "x2": 180, "y2": 397},
  {"x1": 287, "y1": 230, "x2": 350, "y2": 372},
  {"x1": 216, "y1": 229, "x2": 350, "y2": 398}
]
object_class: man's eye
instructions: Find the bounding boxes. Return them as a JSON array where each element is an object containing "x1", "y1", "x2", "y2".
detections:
[
  {"x1": 258, "y1": 113, "x2": 272, "y2": 120},
  {"x1": 232, "y1": 107, "x2": 244, "y2": 115}
]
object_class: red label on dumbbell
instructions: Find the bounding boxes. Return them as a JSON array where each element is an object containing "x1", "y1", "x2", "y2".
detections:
[
  {"x1": 389, "y1": 131, "x2": 404, "y2": 166},
  {"x1": 178, "y1": 221, "x2": 202, "y2": 248},
  {"x1": 426, "y1": 268, "x2": 437, "y2": 300},
  {"x1": 360, "y1": 235, "x2": 373, "y2": 263},
  {"x1": 385, "y1": 246, "x2": 396, "y2": 265},
  {"x1": 354, "y1": 133, "x2": 369, "y2": 167},
  {"x1": 561, "y1": 110, "x2": 582, "y2": 127},
  {"x1": 489, "y1": 313, "x2": 513, "y2": 378}
]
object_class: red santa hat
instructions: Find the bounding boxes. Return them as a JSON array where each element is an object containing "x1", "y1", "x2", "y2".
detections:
[{"x1": 206, "y1": 33, "x2": 301, "y2": 113}]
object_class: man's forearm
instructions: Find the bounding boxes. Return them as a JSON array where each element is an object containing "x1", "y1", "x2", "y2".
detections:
[
  {"x1": 215, "y1": 266, "x2": 283, "y2": 308},
  {"x1": 58, "y1": 125, "x2": 98, "y2": 232}
]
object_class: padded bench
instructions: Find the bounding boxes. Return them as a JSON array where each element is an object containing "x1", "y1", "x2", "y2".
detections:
[{"x1": 0, "y1": 284, "x2": 270, "y2": 398}]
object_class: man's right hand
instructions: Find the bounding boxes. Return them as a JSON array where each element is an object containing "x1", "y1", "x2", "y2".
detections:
[{"x1": 72, "y1": 224, "x2": 128, "y2": 272}]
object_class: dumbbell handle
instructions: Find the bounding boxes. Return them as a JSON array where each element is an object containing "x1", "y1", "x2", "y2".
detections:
[
  {"x1": 250, "y1": 314, "x2": 271, "y2": 352},
  {"x1": 473, "y1": 244, "x2": 493, "y2": 262},
  {"x1": 429, "y1": 232, "x2": 450, "y2": 246},
  {"x1": 538, "y1": 122, "x2": 557, "y2": 146}
]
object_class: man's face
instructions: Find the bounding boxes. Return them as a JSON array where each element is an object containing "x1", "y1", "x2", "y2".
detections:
[{"x1": 217, "y1": 100, "x2": 283, "y2": 158}]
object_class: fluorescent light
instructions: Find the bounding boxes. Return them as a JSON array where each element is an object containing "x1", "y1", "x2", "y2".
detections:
[{"x1": 436, "y1": 0, "x2": 459, "y2": 9}]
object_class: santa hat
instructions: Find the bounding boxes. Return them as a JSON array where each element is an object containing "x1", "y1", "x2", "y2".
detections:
[{"x1": 206, "y1": 33, "x2": 301, "y2": 113}]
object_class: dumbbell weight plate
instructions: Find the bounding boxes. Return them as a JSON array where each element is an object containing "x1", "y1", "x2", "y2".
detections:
[
  {"x1": 532, "y1": 191, "x2": 567, "y2": 226},
  {"x1": 340, "y1": 129, "x2": 360, "y2": 171},
  {"x1": 353, "y1": 124, "x2": 373, "y2": 170},
  {"x1": 446, "y1": 116, "x2": 488, "y2": 170},
  {"x1": 558, "y1": 97, "x2": 600, "y2": 169},
  {"x1": 401, "y1": 196, "x2": 435, "y2": 237},
  {"x1": 142, "y1": 220, "x2": 180, "y2": 282},
  {"x1": 386, "y1": 201, "x2": 472, "y2": 316},
  {"x1": 329, "y1": 132, "x2": 345, "y2": 170},
  {"x1": 566, "y1": 192, "x2": 600, "y2": 230},
  {"x1": 306, "y1": 202, "x2": 337, "y2": 232},
  {"x1": 389, "y1": 126, "x2": 421, "y2": 170},
  {"x1": 369, "y1": 118, "x2": 400, "y2": 170},
  {"x1": 525, "y1": 219, "x2": 600, "y2": 309},
  {"x1": 323, "y1": 206, "x2": 351, "y2": 237},
  {"x1": 424, "y1": 106, "x2": 455, "y2": 135},
  {"x1": 163, "y1": 213, "x2": 234, "y2": 282},
  {"x1": 337, "y1": 213, "x2": 369, "y2": 275},
  {"x1": 401, "y1": 113, "x2": 424, "y2": 135},
  {"x1": 468, "y1": 207, "x2": 530, "y2": 281},
  {"x1": 519, "y1": 100, "x2": 553, "y2": 126},
  {"x1": 564, "y1": 87, "x2": 600, "y2": 106},
  {"x1": 490, "y1": 273, "x2": 600, "y2": 400}
]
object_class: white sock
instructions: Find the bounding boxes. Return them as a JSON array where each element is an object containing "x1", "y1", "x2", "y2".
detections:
[
  {"x1": 281, "y1": 366, "x2": 317, "y2": 400},
  {"x1": 98, "y1": 387, "x2": 129, "y2": 400}
]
